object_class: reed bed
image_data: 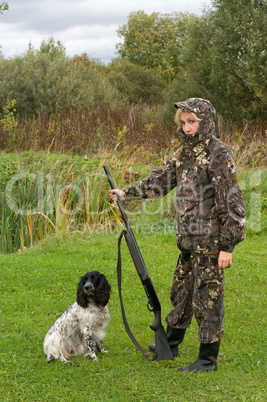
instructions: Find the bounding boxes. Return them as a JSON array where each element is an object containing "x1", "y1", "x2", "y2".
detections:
[{"x1": 0, "y1": 151, "x2": 142, "y2": 253}]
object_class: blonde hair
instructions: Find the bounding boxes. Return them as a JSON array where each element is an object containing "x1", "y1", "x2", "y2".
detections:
[{"x1": 175, "y1": 109, "x2": 201, "y2": 128}]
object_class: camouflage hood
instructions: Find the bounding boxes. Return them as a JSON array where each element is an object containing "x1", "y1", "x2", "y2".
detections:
[{"x1": 174, "y1": 98, "x2": 216, "y2": 154}]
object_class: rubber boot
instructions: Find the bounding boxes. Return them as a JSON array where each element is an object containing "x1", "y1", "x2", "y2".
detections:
[
  {"x1": 149, "y1": 326, "x2": 186, "y2": 357},
  {"x1": 179, "y1": 341, "x2": 220, "y2": 372}
]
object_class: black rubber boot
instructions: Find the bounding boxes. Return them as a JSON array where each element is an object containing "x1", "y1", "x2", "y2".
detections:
[
  {"x1": 179, "y1": 341, "x2": 220, "y2": 372},
  {"x1": 149, "y1": 326, "x2": 186, "y2": 357}
]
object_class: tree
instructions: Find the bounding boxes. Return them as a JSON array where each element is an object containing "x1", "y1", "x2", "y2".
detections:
[
  {"x1": 0, "y1": 2, "x2": 8, "y2": 14},
  {"x1": 0, "y1": 45, "x2": 123, "y2": 116},
  {"x1": 107, "y1": 60, "x2": 166, "y2": 104},
  {"x1": 165, "y1": 0, "x2": 267, "y2": 120},
  {"x1": 116, "y1": 11, "x2": 198, "y2": 82},
  {"x1": 208, "y1": 0, "x2": 267, "y2": 116},
  {"x1": 39, "y1": 37, "x2": 66, "y2": 60}
]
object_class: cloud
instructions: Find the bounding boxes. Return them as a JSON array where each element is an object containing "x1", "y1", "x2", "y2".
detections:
[
  {"x1": 1, "y1": 0, "x2": 211, "y2": 63},
  {"x1": 4, "y1": 0, "x2": 132, "y2": 31},
  {"x1": 56, "y1": 25, "x2": 120, "y2": 62}
]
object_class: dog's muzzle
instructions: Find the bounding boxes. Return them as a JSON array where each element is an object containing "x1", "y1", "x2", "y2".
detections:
[{"x1": 84, "y1": 283, "x2": 95, "y2": 296}]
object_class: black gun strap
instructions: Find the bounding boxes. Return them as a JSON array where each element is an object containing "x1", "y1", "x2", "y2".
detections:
[{"x1": 117, "y1": 231, "x2": 154, "y2": 361}]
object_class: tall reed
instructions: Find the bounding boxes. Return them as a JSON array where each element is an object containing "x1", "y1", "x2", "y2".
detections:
[{"x1": 0, "y1": 152, "x2": 138, "y2": 253}]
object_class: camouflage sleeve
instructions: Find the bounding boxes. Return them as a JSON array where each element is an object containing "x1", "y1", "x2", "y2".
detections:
[
  {"x1": 209, "y1": 145, "x2": 246, "y2": 253},
  {"x1": 123, "y1": 157, "x2": 177, "y2": 200}
]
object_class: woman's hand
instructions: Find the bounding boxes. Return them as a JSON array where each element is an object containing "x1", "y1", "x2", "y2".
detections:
[
  {"x1": 217, "y1": 251, "x2": 232, "y2": 269},
  {"x1": 109, "y1": 189, "x2": 125, "y2": 202}
]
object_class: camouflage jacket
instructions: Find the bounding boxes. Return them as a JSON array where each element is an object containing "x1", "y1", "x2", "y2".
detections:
[{"x1": 123, "y1": 98, "x2": 245, "y2": 254}]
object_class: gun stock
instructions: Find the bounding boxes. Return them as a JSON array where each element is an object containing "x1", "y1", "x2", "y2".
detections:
[{"x1": 104, "y1": 165, "x2": 173, "y2": 361}]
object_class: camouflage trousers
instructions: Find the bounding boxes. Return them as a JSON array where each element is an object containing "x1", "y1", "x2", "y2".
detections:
[{"x1": 165, "y1": 251, "x2": 225, "y2": 343}]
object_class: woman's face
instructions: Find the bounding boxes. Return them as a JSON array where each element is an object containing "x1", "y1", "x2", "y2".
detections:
[{"x1": 180, "y1": 111, "x2": 199, "y2": 135}]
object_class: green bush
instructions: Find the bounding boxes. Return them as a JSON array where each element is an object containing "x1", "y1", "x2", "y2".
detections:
[
  {"x1": 107, "y1": 60, "x2": 166, "y2": 104},
  {"x1": 0, "y1": 45, "x2": 123, "y2": 117}
]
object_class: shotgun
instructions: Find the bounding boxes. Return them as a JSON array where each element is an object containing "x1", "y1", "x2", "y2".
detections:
[{"x1": 103, "y1": 165, "x2": 173, "y2": 361}]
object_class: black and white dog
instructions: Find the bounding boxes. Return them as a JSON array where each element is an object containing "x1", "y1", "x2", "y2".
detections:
[{"x1": 44, "y1": 271, "x2": 111, "y2": 363}]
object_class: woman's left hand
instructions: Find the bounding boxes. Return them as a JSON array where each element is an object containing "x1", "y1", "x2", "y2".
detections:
[{"x1": 217, "y1": 251, "x2": 232, "y2": 269}]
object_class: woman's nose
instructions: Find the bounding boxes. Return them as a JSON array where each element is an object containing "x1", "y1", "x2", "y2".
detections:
[{"x1": 184, "y1": 123, "x2": 190, "y2": 132}]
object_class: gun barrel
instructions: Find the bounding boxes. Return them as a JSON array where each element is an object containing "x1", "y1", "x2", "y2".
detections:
[
  {"x1": 123, "y1": 230, "x2": 149, "y2": 282},
  {"x1": 103, "y1": 165, "x2": 130, "y2": 231},
  {"x1": 104, "y1": 165, "x2": 173, "y2": 361},
  {"x1": 104, "y1": 165, "x2": 149, "y2": 281}
]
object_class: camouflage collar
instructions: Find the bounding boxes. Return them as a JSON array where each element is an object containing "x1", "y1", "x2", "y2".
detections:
[{"x1": 182, "y1": 135, "x2": 212, "y2": 157}]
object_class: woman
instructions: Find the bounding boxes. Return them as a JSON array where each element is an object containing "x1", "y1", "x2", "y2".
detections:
[{"x1": 110, "y1": 98, "x2": 245, "y2": 372}]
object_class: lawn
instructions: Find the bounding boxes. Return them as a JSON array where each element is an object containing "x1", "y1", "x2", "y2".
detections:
[{"x1": 0, "y1": 206, "x2": 266, "y2": 402}]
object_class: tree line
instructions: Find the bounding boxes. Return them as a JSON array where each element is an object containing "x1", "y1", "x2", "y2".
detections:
[{"x1": 0, "y1": 0, "x2": 266, "y2": 123}]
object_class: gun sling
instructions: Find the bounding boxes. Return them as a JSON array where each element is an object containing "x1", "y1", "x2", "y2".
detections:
[{"x1": 117, "y1": 230, "x2": 154, "y2": 360}]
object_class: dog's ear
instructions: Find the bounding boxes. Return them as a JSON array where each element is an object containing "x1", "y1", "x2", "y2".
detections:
[
  {"x1": 94, "y1": 274, "x2": 111, "y2": 307},
  {"x1": 77, "y1": 277, "x2": 88, "y2": 308}
]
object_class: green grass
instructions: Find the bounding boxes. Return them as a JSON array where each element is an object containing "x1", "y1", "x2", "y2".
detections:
[{"x1": 0, "y1": 210, "x2": 266, "y2": 401}]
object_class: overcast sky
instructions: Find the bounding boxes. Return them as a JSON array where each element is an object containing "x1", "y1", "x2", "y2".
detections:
[{"x1": 1, "y1": 0, "x2": 212, "y2": 64}]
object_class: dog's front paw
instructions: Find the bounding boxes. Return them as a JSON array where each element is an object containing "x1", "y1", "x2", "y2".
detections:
[
  {"x1": 91, "y1": 355, "x2": 98, "y2": 361},
  {"x1": 85, "y1": 352, "x2": 98, "y2": 361},
  {"x1": 59, "y1": 355, "x2": 72, "y2": 364},
  {"x1": 96, "y1": 342, "x2": 108, "y2": 353}
]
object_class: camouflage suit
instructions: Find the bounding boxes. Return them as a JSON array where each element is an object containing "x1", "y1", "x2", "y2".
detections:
[{"x1": 123, "y1": 98, "x2": 245, "y2": 344}]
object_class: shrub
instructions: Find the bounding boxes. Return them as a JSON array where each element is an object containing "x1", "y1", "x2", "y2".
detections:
[{"x1": 0, "y1": 47, "x2": 123, "y2": 117}]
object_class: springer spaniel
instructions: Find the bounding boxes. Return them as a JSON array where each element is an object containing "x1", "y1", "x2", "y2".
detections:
[{"x1": 44, "y1": 270, "x2": 111, "y2": 363}]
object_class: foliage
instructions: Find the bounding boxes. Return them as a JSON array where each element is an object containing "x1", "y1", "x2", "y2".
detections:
[
  {"x1": 107, "y1": 60, "x2": 166, "y2": 104},
  {"x1": 164, "y1": 14, "x2": 222, "y2": 109},
  {"x1": 0, "y1": 1, "x2": 8, "y2": 14},
  {"x1": 0, "y1": 41, "x2": 123, "y2": 116},
  {"x1": 0, "y1": 99, "x2": 18, "y2": 149},
  {"x1": 210, "y1": 0, "x2": 267, "y2": 110},
  {"x1": 165, "y1": 0, "x2": 267, "y2": 120},
  {"x1": 116, "y1": 6, "x2": 267, "y2": 121},
  {"x1": 116, "y1": 11, "x2": 197, "y2": 82},
  {"x1": 0, "y1": 221, "x2": 266, "y2": 400},
  {"x1": 39, "y1": 36, "x2": 66, "y2": 60}
]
